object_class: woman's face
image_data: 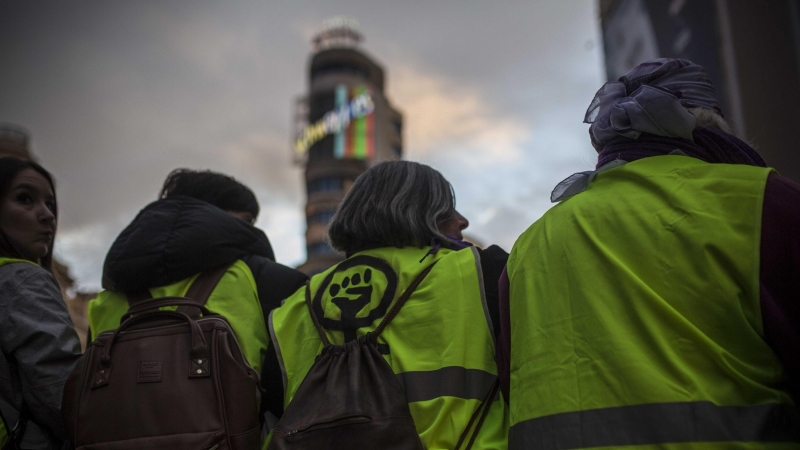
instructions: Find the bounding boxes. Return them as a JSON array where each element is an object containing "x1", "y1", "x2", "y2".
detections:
[
  {"x1": 0, "y1": 168, "x2": 56, "y2": 261},
  {"x1": 438, "y1": 210, "x2": 469, "y2": 241}
]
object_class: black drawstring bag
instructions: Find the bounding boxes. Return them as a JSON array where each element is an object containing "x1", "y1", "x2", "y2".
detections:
[{"x1": 269, "y1": 260, "x2": 496, "y2": 450}]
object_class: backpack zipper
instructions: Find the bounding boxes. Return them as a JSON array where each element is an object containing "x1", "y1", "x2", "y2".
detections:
[{"x1": 286, "y1": 415, "x2": 372, "y2": 435}]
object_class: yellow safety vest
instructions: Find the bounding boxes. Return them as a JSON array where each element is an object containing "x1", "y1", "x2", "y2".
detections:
[
  {"x1": 88, "y1": 259, "x2": 269, "y2": 374},
  {"x1": 270, "y1": 246, "x2": 509, "y2": 449},
  {"x1": 508, "y1": 155, "x2": 799, "y2": 448}
]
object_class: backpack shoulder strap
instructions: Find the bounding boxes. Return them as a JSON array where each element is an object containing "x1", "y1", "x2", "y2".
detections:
[
  {"x1": 176, "y1": 264, "x2": 231, "y2": 315},
  {"x1": 124, "y1": 264, "x2": 231, "y2": 316},
  {"x1": 125, "y1": 290, "x2": 152, "y2": 306},
  {"x1": 454, "y1": 380, "x2": 499, "y2": 450},
  {"x1": 371, "y1": 260, "x2": 438, "y2": 339},
  {"x1": 305, "y1": 282, "x2": 332, "y2": 347}
]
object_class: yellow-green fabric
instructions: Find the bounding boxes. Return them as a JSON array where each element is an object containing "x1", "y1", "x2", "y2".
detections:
[
  {"x1": 0, "y1": 257, "x2": 35, "y2": 268},
  {"x1": 507, "y1": 155, "x2": 796, "y2": 448},
  {"x1": 87, "y1": 259, "x2": 269, "y2": 374},
  {"x1": 270, "y1": 246, "x2": 509, "y2": 450}
]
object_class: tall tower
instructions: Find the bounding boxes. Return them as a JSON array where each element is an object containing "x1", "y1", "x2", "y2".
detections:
[{"x1": 294, "y1": 17, "x2": 403, "y2": 275}]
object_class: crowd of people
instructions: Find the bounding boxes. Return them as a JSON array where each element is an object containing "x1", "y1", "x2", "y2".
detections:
[{"x1": 1, "y1": 58, "x2": 798, "y2": 449}]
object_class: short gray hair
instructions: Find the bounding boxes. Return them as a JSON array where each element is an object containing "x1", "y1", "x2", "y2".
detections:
[
  {"x1": 687, "y1": 107, "x2": 732, "y2": 134},
  {"x1": 328, "y1": 161, "x2": 456, "y2": 254}
]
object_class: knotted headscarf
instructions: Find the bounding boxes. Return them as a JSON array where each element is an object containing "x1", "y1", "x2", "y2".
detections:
[{"x1": 585, "y1": 58, "x2": 722, "y2": 150}]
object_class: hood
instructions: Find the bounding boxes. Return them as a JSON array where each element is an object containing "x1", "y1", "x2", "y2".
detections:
[{"x1": 103, "y1": 196, "x2": 275, "y2": 292}]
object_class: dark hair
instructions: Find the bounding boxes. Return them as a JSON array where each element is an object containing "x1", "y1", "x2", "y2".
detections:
[
  {"x1": 0, "y1": 157, "x2": 58, "y2": 270},
  {"x1": 159, "y1": 169, "x2": 259, "y2": 219},
  {"x1": 328, "y1": 161, "x2": 457, "y2": 254}
]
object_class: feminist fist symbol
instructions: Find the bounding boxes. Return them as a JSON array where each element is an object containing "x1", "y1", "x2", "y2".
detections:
[
  {"x1": 329, "y1": 269, "x2": 373, "y2": 342},
  {"x1": 313, "y1": 255, "x2": 398, "y2": 343}
]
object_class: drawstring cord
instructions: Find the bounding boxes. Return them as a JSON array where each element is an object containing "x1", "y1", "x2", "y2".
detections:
[{"x1": 419, "y1": 238, "x2": 443, "y2": 263}]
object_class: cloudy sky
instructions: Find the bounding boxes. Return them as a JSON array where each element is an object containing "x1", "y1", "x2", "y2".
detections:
[{"x1": 1, "y1": 1, "x2": 605, "y2": 291}]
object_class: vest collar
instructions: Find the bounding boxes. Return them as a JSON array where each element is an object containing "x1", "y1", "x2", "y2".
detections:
[{"x1": 550, "y1": 149, "x2": 690, "y2": 203}]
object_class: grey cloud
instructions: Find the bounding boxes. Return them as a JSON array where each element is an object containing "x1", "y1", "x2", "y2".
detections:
[{"x1": 1, "y1": 0, "x2": 604, "y2": 287}]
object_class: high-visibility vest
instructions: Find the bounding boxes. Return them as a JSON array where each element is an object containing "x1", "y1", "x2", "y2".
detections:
[
  {"x1": 88, "y1": 259, "x2": 269, "y2": 374},
  {"x1": 507, "y1": 155, "x2": 799, "y2": 448},
  {"x1": 270, "y1": 246, "x2": 509, "y2": 449}
]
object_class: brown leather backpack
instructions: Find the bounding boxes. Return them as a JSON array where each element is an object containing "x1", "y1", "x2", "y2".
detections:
[
  {"x1": 62, "y1": 266, "x2": 263, "y2": 450},
  {"x1": 268, "y1": 261, "x2": 497, "y2": 450}
]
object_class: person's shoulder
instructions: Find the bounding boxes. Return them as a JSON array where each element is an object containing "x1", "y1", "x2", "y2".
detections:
[
  {"x1": 240, "y1": 254, "x2": 309, "y2": 310},
  {"x1": 242, "y1": 254, "x2": 307, "y2": 280},
  {"x1": 767, "y1": 173, "x2": 800, "y2": 194},
  {"x1": 764, "y1": 174, "x2": 800, "y2": 214},
  {"x1": 437, "y1": 245, "x2": 508, "y2": 281},
  {"x1": 0, "y1": 262, "x2": 61, "y2": 309},
  {"x1": 0, "y1": 261, "x2": 56, "y2": 292},
  {"x1": 476, "y1": 244, "x2": 509, "y2": 263}
]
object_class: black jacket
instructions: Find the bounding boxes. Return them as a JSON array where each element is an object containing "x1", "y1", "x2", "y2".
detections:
[{"x1": 102, "y1": 196, "x2": 308, "y2": 318}]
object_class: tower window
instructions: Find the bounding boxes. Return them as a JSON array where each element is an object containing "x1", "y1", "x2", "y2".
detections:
[
  {"x1": 308, "y1": 176, "x2": 344, "y2": 194},
  {"x1": 309, "y1": 210, "x2": 337, "y2": 225}
]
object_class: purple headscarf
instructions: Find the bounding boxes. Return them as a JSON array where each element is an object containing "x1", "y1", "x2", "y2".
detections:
[
  {"x1": 551, "y1": 58, "x2": 768, "y2": 203},
  {"x1": 585, "y1": 58, "x2": 722, "y2": 150}
]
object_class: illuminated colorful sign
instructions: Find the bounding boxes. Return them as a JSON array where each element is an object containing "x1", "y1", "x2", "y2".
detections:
[{"x1": 294, "y1": 84, "x2": 375, "y2": 159}]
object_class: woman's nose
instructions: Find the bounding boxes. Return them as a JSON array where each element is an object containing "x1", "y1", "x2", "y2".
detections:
[
  {"x1": 455, "y1": 211, "x2": 469, "y2": 230},
  {"x1": 39, "y1": 203, "x2": 55, "y2": 224}
]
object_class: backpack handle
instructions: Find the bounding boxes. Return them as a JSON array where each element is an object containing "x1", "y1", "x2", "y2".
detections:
[
  {"x1": 93, "y1": 310, "x2": 209, "y2": 388},
  {"x1": 121, "y1": 297, "x2": 213, "y2": 322}
]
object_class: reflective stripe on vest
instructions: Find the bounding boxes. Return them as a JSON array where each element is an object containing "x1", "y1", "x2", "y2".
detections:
[
  {"x1": 507, "y1": 156, "x2": 797, "y2": 448},
  {"x1": 270, "y1": 246, "x2": 509, "y2": 450},
  {"x1": 87, "y1": 259, "x2": 269, "y2": 373},
  {"x1": 398, "y1": 366, "x2": 497, "y2": 403},
  {"x1": 510, "y1": 401, "x2": 800, "y2": 449}
]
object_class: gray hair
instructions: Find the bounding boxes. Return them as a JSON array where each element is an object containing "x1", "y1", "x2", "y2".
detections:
[
  {"x1": 687, "y1": 107, "x2": 733, "y2": 135},
  {"x1": 328, "y1": 161, "x2": 456, "y2": 254}
]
